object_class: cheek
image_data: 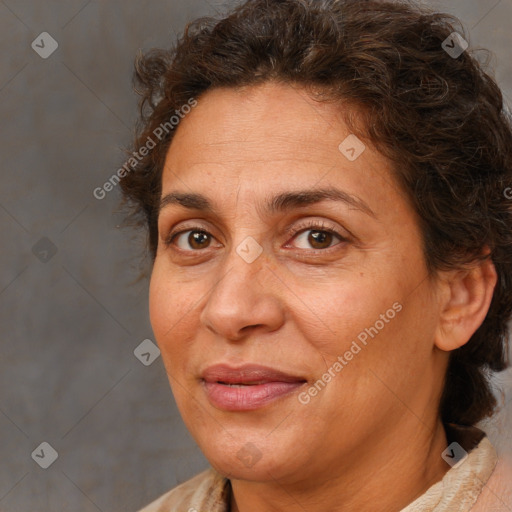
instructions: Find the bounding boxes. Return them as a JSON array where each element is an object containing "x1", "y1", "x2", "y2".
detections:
[
  {"x1": 149, "y1": 265, "x2": 197, "y2": 366},
  {"x1": 297, "y1": 262, "x2": 434, "y2": 383},
  {"x1": 149, "y1": 268, "x2": 171, "y2": 342},
  {"x1": 296, "y1": 275, "x2": 402, "y2": 356}
]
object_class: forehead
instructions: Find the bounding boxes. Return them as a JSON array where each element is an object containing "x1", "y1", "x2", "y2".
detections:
[
  {"x1": 174, "y1": 84, "x2": 363, "y2": 161},
  {"x1": 159, "y1": 82, "x2": 411, "y2": 221},
  {"x1": 163, "y1": 83, "x2": 388, "y2": 178}
]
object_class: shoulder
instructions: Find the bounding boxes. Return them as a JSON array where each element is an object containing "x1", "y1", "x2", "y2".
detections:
[{"x1": 137, "y1": 468, "x2": 230, "y2": 512}]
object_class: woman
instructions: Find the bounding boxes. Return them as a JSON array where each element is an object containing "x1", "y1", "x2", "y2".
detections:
[{"x1": 120, "y1": 0, "x2": 512, "y2": 510}]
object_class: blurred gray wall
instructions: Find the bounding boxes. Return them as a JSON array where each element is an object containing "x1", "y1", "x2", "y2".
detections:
[{"x1": 0, "y1": 1, "x2": 510, "y2": 510}]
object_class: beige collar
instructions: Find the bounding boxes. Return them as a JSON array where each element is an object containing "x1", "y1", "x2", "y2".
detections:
[{"x1": 400, "y1": 425, "x2": 497, "y2": 511}]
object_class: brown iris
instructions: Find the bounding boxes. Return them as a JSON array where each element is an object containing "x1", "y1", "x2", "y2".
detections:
[
  {"x1": 308, "y1": 230, "x2": 333, "y2": 250},
  {"x1": 188, "y1": 231, "x2": 210, "y2": 249}
]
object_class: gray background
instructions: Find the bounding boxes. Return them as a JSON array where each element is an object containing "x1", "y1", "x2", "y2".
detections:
[{"x1": 0, "y1": 0, "x2": 511, "y2": 510}]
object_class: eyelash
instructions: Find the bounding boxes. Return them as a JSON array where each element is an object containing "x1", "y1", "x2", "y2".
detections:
[{"x1": 165, "y1": 220, "x2": 347, "y2": 253}]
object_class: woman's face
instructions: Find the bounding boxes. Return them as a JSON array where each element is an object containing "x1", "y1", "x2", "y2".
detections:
[{"x1": 149, "y1": 82, "x2": 448, "y2": 484}]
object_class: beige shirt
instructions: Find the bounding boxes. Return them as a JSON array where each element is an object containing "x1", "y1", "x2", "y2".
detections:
[{"x1": 138, "y1": 425, "x2": 499, "y2": 512}]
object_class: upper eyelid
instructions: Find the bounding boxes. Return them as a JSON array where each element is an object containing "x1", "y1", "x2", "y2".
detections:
[
  {"x1": 165, "y1": 223, "x2": 214, "y2": 242},
  {"x1": 167, "y1": 220, "x2": 341, "y2": 239},
  {"x1": 286, "y1": 219, "x2": 344, "y2": 237}
]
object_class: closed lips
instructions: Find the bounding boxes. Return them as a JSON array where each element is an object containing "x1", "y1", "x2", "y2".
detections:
[
  {"x1": 201, "y1": 364, "x2": 307, "y2": 384},
  {"x1": 201, "y1": 364, "x2": 307, "y2": 411}
]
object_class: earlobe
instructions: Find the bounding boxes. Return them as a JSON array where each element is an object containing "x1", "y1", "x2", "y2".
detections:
[{"x1": 434, "y1": 257, "x2": 497, "y2": 352}]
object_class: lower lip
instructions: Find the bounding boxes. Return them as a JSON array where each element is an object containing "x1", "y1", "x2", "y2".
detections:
[{"x1": 203, "y1": 381, "x2": 305, "y2": 411}]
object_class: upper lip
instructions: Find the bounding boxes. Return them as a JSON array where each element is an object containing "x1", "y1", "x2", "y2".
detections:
[{"x1": 201, "y1": 364, "x2": 306, "y2": 384}]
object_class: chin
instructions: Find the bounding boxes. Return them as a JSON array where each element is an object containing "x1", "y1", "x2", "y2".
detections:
[
  {"x1": 207, "y1": 449, "x2": 286, "y2": 482},
  {"x1": 194, "y1": 426, "x2": 301, "y2": 483}
]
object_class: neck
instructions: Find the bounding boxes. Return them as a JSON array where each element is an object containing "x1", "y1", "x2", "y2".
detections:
[{"x1": 230, "y1": 418, "x2": 449, "y2": 512}]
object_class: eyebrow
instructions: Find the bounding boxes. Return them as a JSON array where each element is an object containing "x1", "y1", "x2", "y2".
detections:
[{"x1": 159, "y1": 187, "x2": 376, "y2": 218}]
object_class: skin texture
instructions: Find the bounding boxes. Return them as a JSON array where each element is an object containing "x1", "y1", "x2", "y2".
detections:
[{"x1": 149, "y1": 82, "x2": 497, "y2": 512}]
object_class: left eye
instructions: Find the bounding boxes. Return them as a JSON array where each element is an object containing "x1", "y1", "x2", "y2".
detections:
[{"x1": 291, "y1": 229, "x2": 344, "y2": 250}]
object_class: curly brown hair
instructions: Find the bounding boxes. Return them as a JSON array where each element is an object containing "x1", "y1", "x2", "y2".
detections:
[{"x1": 119, "y1": 0, "x2": 512, "y2": 427}]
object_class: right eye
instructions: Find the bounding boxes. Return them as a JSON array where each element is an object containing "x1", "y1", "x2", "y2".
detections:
[{"x1": 166, "y1": 229, "x2": 217, "y2": 251}]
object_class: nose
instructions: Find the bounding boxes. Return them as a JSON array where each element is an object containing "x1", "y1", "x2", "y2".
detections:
[{"x1": 199, "y1": 246, "x2": 285, "y2": 341}]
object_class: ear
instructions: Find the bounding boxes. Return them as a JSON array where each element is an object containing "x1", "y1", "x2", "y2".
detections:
[{"x1": 434, "y1": 257, "x2": 497, "y2": 352}]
